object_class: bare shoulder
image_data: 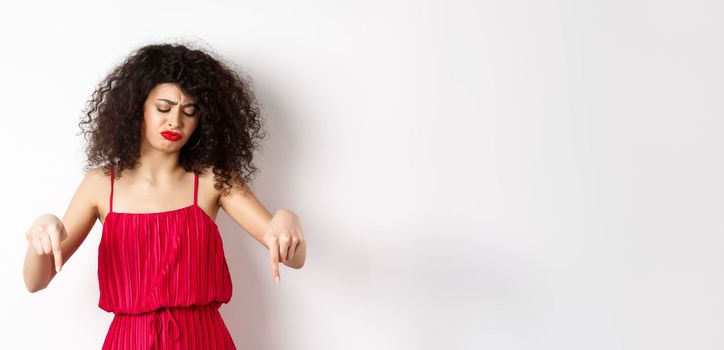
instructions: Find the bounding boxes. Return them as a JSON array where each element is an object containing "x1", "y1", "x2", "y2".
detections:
[
  {"x1": 198, "y1": 166, "x2": 249, "y2": 203},
  {"x1": 197, "y1": 166, "x2": 218, "y2": 189},
  {"x1": 84, "y1": 166, "x2": 111, "y2": 187},
  {"x1": 197, "y1": 166, "x2": 253, "y2": 220},
  {"x1": 196, "y1": 166, "x2": 223, "y2": 210},
  {"x1": 81, "y1": 166, "x2": 112, "y2": 213},
  {"x1": 220, "y1": 168, "x2": 251, "y2": 198}
]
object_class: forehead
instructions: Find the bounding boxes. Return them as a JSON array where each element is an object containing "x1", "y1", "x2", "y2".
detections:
[{"x1": 147, "y1": 83, "x2": 194, "y2": 102}]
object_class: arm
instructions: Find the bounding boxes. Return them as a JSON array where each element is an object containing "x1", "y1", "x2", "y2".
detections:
[
  {"x1": 23, "y1": 168, "x2": 101, "y2": 292},
  {"x1": 218, "y1": 175, "x2": 306, "y2": 269}
]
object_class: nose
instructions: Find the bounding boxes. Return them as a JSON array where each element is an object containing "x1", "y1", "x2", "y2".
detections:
[{"x1": 167, "y1": 112, "x2": 183, "y2": 128}]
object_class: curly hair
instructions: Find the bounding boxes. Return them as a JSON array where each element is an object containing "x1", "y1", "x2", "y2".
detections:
[{"x1": 77, "y1": 41, "x2": 267, "y2": 196}]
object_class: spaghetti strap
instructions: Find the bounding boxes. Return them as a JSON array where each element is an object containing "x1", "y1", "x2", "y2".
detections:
[
  {"x1": 193, "y1": 172, "x2": 198, "y2": 207},
  {"x1": 109, "y1": 165, "x2": 115, "y2": 213}
]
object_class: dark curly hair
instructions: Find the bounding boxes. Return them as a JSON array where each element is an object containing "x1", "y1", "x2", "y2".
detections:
[{"x1": 77, "y1": 41, "x2": 267, "y2": 196}]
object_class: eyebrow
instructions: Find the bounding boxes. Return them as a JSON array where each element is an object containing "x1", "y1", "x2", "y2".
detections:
[{"x1": 156, "y1": 98, "x2": 196, "y2": 107}]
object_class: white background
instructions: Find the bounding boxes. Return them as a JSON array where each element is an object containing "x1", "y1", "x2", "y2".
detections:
[{"x1": 1, "y1": 1, "x2": 722, "y2": 349}]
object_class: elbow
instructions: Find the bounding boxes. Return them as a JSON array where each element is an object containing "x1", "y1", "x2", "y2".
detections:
[
  {"x1": 25, "y1": 281, "x2": 46, "y2": 293},
  {"x1": 23, "y1": 272, "x2": 49, "y2": 293}
]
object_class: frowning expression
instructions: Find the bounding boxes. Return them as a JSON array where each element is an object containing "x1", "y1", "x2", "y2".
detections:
[{"x1": 140, "y1": 83, "x2": 199, "y2": 152}]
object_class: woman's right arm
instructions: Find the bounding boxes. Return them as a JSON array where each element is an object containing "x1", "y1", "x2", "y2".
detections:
[{"x1": 23, "y1": 168, "x2": 102, "y2": 293}]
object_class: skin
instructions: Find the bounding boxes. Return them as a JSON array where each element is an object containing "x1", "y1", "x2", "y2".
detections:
[{"x1": 23, "y1": 83, "x2": 306, "y2": 293}]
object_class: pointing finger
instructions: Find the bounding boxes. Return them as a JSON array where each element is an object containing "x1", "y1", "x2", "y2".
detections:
[
  {"x1": 49, "y1": 228, "x2": 64, "y2": 272},
  {"x1": 268, "y1": 236, "x2": 280, "y2": 284}
]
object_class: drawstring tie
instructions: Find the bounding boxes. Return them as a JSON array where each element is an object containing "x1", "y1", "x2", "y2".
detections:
[
  {"x1": 148, "y1": 307, "x2": 181, "y2": 349},
  {"x1": 148, "y1": 214, "x2": 182, "y2": 348}
]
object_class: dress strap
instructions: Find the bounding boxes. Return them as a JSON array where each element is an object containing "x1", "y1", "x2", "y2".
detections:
[
  {"x1": 193, "y1": 172, "x2": 198, "y2": 207},
  {"x1": 109, "y1": 165, "x2": 115, "y2": 213}
]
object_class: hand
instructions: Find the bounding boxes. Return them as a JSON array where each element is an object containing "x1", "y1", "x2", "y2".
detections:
[
  {"x1": 264, "y1": 209, "x2": 305, "y2": 284},
  {"x1": 25, "y1": 213, "x2": 68, "y2": 272}
]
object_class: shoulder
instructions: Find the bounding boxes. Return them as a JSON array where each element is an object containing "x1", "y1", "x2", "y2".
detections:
[
  {"x1": 196, "y1": 165, "x2": 216, "y2": 187},
  {"x1": 196, "y1": 166, "x2": 222, "y2": 206},
  {"x1": 85, "y1": 166, "x2": 112, "y2": 184},
  {"x1": 196, "y1": 166, "x2": 249, "y2": 199},
  {"x1": 74, "y1": 166, "x2": 111, "y2": 211},
  {"x1": 81, "y1": 166, "x2": 111, "y2": 186},
  {"x1": 222, "y1": 168, "x2": 251, "y2": 196}
]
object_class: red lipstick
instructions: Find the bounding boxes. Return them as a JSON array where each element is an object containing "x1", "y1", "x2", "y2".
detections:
[{"x1": 161, "y1": 131, "x2": 182, "y2": 141}]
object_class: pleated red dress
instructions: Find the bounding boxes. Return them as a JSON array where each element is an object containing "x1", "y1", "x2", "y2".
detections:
[{"x1": 98, "y1": 166, "x2": 235, "y2": 349}]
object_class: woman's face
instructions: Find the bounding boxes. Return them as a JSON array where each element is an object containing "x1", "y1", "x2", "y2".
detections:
[{"x1": 140, "y1": 83, "x2": 199, "y2": 153}]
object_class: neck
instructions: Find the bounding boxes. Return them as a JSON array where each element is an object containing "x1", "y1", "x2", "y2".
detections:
[{"x1": 134, "y1": 141, "x2": 186, "y2": 183}]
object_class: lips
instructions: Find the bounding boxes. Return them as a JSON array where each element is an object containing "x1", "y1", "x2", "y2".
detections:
[{"x1": 160, "y1": 131, "x2": 182, "y2": 141}]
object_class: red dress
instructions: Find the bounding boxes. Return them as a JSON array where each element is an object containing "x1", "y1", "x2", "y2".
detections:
[{"x1": 98, "y1": 166, "x2": 235, "y2": 349}]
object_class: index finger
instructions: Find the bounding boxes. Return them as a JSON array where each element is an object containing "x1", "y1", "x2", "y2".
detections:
[
  {"x1": 49, "y1": 228, "x2": 64, "y2": 272},
  {"x1": 268, "y1": 238, "x2": 280, "y2": 283}
]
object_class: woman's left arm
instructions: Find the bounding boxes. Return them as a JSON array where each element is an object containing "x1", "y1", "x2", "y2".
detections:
[{"x1": 218, "y1": 180, "x2": 306, "y2": 283}]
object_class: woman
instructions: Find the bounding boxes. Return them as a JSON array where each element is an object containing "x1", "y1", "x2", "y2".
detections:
[{"x1": 22, "y1": 42, "x2": 306, "y2": 349}]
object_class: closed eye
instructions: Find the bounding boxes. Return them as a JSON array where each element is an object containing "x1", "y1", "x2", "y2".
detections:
[{"x1": 156, "y1": 107, "x2": 197, "y2": 116}]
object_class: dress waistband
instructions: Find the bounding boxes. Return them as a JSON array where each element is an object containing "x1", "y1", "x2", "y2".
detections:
[{"x1": 113, "y1": 304, "x2": 221, "y2": 349}]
